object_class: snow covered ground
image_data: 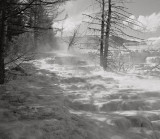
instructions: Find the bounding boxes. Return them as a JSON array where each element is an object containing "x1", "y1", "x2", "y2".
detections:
[{"x1": 1, "y1": 50, "x2": 160, "y2": 139}]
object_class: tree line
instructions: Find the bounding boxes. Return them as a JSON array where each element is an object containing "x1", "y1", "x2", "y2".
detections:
[{"x1": 0, "y1": 0, "x2": 68, "y2": 84}]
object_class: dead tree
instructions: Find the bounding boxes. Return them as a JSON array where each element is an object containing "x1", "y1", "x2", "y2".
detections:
[
  {"x1": 100, "y1": 0, "x2": 105, "y2": 66},
  {"x1": 103, "y1": 0, "x2": 111, "y2": 70},
  {"x1": 84, "y1": 0, "x2": 143, "y2": 70},
  {"x1": 62, "y1": 25, "x2": 81, "y2": 51}
]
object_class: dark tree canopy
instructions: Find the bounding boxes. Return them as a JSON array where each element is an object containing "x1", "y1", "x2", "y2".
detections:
[{"x1": 0, "y1": 0, "x2": 69, "y2": 84}]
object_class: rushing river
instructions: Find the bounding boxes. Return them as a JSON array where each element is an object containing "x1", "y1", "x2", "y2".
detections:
[{"x1": 33, "y1": 51, "x2": 160, "y2": 139}]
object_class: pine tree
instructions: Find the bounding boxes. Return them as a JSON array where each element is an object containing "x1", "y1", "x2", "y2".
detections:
[{"x1": 0, "y1": 0, "x2": 69, "y2": 84}]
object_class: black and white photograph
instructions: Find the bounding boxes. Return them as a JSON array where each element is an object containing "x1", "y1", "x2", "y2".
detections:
[{"x1": 0, "y1": 0, "x2": 160, "y2": 139}]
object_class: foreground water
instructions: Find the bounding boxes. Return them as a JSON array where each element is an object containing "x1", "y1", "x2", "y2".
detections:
[{"x1": 32, "y1": 51, "x2": 160, "y2": 139}]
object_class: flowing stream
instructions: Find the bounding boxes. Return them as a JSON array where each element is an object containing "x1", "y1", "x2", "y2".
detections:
[{"x1": 33, "y1": 51, "x2": 160, "y2": 139}]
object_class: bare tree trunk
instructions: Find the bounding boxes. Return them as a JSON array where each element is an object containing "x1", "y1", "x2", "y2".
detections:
[
  {"x1": 34, "y1": 29, "x2": 38, "y2": 49},
  {"x1": 67, "y1": 25, "x2": 80, "y2": 51},
  {"x1": 0, "y1": 0, "x2": 7, "y2": 84},
  {"x1": 33, "y1": 0, "x2": 38, "y2": 50},
  {"x1": 68, "y1": 32, "x2": 76, "y2": 51},
  {"x1": 100, "y1": 0, "x2": 105, "y2": 66},
  {"x1": 103, "y1": 0, "x2": 111, "y2": 70}
]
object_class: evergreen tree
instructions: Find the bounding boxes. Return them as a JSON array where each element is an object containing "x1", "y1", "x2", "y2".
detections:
[{"x1": 0, "y1": 0, "x2": 69, "y2": 84}]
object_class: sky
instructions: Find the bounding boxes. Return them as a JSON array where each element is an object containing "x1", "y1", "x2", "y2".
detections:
[{"x1": 53, "y1": 0, "x2": 160, "y2": 40}]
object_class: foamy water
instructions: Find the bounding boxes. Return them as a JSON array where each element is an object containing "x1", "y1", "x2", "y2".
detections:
[
  {"x1": 32, "y1": 52, "x2": 160, "y2": 139},
  {"x1": 33, "y1": 52, "x2": 160, "y2": 92}
]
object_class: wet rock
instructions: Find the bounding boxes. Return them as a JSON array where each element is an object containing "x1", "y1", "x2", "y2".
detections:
[
  {"x1": 121, "y1": 100, "x2": 151, "y2": 111},
  {"x1": 125, "y1": 116, "x2": 153, "y2": 129},
  {"x1": 107, "y1": 94, "x2": 122, "y2": 100},
  {"x1": 152, "y1": 120, "x2": 160, "y2": 130},
  {"x1": 61, "y1": 77, "x2": 86, "y2": 84},
  {"x1": 90, "y1": 84, "x2": 106, "y2": 91},
  {"x1": 100, "y1": 100, "x2": 123, "y2": 111},
  {"x1": 66, "y1": 100, "x2": 97, "y2": 112},
  {"x1": 110, "y1": 117, "x2": 132, "y2": 130},
  {"x1": 67, "y1": 85, "x2": 79, "y2": 90}
]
